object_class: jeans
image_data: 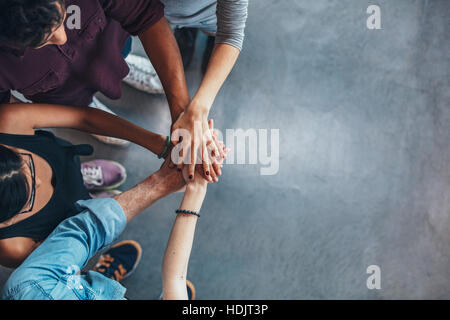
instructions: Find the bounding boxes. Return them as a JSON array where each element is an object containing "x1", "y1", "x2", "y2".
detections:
[
  {"x1": 121, "y1": 37, "x2": 133, "y2": 59},
  {"x1": 172, "y1": 18, "x2": 218, "y2": 36},
  {"x1": 2, "y1": 198, "x2": 128, "y2": 300}
]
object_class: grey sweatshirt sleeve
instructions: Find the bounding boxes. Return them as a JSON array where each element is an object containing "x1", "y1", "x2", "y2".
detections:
[{"x1": 215, "y1": 0, "x2": 249, "y2": 51}]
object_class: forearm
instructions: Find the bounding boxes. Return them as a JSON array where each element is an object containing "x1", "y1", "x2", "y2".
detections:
[
  {"x1": 114, "y1": 169, "x2": 181, "y2": 223},
  {"x1": 189, "y1": 44, "x2": 240, "y2": 115},
  {"x1": 189, "y1": 0, "x2": 247, "y2": 114},
  {"x1": 80, "y1": 107, "x2": 167, "y2": 155},
  {"x1": 162, "y1": 185, "x2": 206, "y2": 300},
  {"x1": 139, "y1": 18, "x2": 190, "y2": 121},
  {"x1": 0, "y1": 102, "x2": 168, "y2": 155}
]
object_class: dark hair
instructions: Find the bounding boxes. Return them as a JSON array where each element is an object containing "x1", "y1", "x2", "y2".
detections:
[
  {"x1": 0, "y1": 145, "x2": 30, "y2": 223},
  {"x1": 0, "y1": 0, "x2": 65, "y2": 51}
]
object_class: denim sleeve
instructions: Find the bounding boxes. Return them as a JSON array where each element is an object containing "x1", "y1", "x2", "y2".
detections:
[
  {"x1": 2, "y1": 198, "x2": 126, "y2": 299},
  {"x1": 215, "y1": 0, "x2": 249, "y2": 51}
]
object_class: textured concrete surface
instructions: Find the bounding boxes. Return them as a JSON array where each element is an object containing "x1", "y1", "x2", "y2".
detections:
[{"x1": 1, "y1": 0, "x2": 450, "y2": 299}]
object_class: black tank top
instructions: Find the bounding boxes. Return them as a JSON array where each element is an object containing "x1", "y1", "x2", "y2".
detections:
[{"x1": 0, "y1": 130, "x2": 93, "y2": 241}]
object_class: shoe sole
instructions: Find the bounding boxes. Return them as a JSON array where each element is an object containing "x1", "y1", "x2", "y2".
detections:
[
  {"x1": 91, "y1": 134, "x2": 131, "y2": 147},
  {"x1": 122, "y1": 80, "x2": 165, "y2": 95}
]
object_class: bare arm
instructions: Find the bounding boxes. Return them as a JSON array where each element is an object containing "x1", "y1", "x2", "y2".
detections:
[
  {"x1": 139, "y1": 17, "x2": 190, "y2": 122},
  {"x1": 162, "y1": 170, "x2": 207, "y2": 300},
  {"x1": 186, "y1": 0, "x2": 248, "y2": 112},
  {"x1": 170, "y1": 0, "x2": 247, "y2": 180},
  {"x1": 114, "y1": 159, "x2": 185, "y2": 223},
  {"x1": 0, "y1": 238, "x2": 41, "y2": 269},
  {"x1": 190, "y1": 44, "x2": 240, "y2": 113},
  {"x1": 0, "y1": 103, "x2": 167, "y2": 156}
]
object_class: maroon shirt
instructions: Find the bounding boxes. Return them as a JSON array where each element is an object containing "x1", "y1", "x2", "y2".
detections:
[{"x1": 0, "y1": 0, "x2": 164, "y2": 106}]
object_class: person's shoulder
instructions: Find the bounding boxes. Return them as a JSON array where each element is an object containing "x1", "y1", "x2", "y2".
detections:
[
  {"x1": 0, "y1": 103, "x2": 33, "y2": 135},
  {"x1": 0, "y1": 239, "x2": 57, "y2": 300},
  {"x1": 0, "y1": 237, "x2": 36, "y2": 268}
]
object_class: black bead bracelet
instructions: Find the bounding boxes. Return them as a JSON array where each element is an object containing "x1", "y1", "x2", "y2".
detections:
[{"x1": 175, "y1": 209, "x2": 200, "y2": 218}]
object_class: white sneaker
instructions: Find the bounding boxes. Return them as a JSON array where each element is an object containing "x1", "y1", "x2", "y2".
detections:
[
  {"x1": 123, "y1": 54, "x2": 165, "y2": 94},
  {"x1": 89, "y1": 97, "x2": 130, "y2": 147}
]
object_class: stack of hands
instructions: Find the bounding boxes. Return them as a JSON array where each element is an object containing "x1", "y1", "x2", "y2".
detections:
[
  {"x1": 161, "y1": 118, "x2": 230, "y2": 194},
  {"x1": 170, "y1": 109, "x2": 228, "y2": 183}
]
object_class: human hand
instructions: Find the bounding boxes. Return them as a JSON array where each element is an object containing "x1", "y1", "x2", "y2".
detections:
[
  {"x1": 170, "y1": 107, "x2": 223, "y2": 182},
  {"x1": 171, "y1": 118, "x2": 227, "y2": 182},
  {"x1": 181, "y1": 162, "x2": 208, "y2": 192},
  {"x1": 157, "y1": 156, "x2": 186, "y2": 194},
  {"x1": 206, "y1": 119, "x2": 228, "y2": 182}
]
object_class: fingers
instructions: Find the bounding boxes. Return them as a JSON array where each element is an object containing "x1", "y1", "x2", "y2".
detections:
[
  {"x1": 208, "y1": 119, "x2": 221, "y2": 159},
  {"x1": 171, "y1": 118, "x2": 228, "y2": 184},
  {"x1": 170, "y1": 127, "x2": 182, "y2": 146},
  {"x1": 177, "y1": 144, "x2": 184, "y2": 172},
  {"x1": 208, "y1": 119, "x2": 214, "y2": 131},
  {"x1": 171, "y1": 131, "x2": 185, "y2": 170},
  {"x1": 211, "y1": 140, "x2": 220, "y2": 161},
  {"x1": 212, "y1": 133, "x2": 225, "y2": 161},
  {"x1": 212, "y1": 162, "x2": 221, "y2": 177},
  {"x1": 208, "y1": 140, "x2": 222, "y2": 178},
  {"x1": 208, "y1": 119, "x2": 226, "y2": 180},
  {"x1": 188, "y1": 140, "x2": 197, "y2": 181},
  {"x1": 208, "y1": 149, "x2": 221, "y2": 181},
  {"x1": 168, "y1": 132, "x2": 178, "y2": 169},
  {"x1": 210, "y1": 120, "x2": 225, "y2": 161},
  {"x1": 209, "y1": 162, "x2": 218, "y2": 182},
  {"x1": 202, "y1": 141, "x2": 213, "y2": 182},
  {"x1": 168, "y1": 147, "x2": 176, "y2": 168}
]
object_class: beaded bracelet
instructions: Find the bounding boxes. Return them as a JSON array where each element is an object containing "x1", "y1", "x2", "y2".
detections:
[
  {"x1": 175, "y1": 209, "x2": 200, "y2": 218},
  {"x1": 158, "y1": 136, "x2": 171, "y2": 159}
]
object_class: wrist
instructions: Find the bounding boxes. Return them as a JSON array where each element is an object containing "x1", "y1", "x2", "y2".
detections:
[
  {"x1": 170, "y1": 104, "x2": 185, "y2": 123},
  {"x1": 157, "y1": 136, "x2": 171, "y2": 159},
  {"x1": 144, "y1": 172, "x2": 168, "y2": 200},
  {"x1": 185, "y1": 183, "x2": 207, "y2": 195},
  {"x1": 181, "y1": 184, "x2": 207, "y2": 212},
  {"x1": 186, "y1": 100, "x2": 210, "y2": 118},
  {"x1": 154, "y1": 167, "x2": 185, "y2": 197},
  {"x1": 151, "y1": 134, "x2": 168, "y2": 157}
]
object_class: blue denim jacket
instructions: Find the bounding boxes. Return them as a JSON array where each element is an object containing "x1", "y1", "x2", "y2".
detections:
[{"x1": 2, "y1": 198, "x2": 128, "y2": 300}]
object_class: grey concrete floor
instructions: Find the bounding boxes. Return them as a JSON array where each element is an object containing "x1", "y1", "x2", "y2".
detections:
[{"x1": 1, "y1": 0, "x2": 450, "y2": 299}]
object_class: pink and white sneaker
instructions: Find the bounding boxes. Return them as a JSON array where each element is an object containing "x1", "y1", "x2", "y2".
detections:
[{"x1": 81, "y1": 160, "x2": 127, "y2": 191}]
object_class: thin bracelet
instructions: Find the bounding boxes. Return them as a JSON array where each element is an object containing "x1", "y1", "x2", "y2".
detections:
[
  {"x1": 158, "y1": 136, "x2": 171, "y2": 159},
  {"x1": 175, "y1": 209, "x2": 200, "y2": 218}
]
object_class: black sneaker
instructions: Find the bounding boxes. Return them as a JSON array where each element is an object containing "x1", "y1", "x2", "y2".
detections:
[
  {"x1": 92, "y1": 240, "x2": 142, "y2": 282},
  {"x1": 174, "y1": 27, "x2": 198, "y2": 69},
  {"x1": 201, "y1": 36, "x2": 215, "y2": 75}
]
